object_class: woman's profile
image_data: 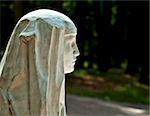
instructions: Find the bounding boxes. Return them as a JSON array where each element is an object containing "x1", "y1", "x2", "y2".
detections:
[{"x1": 0, "y1": 9, "x2": 79, "y2": 116}]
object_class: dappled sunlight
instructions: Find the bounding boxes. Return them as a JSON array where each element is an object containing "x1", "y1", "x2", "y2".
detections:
[
  {"x1": 94, "y1": 97, "x2": 149, "y2": 115},
  {"x1": 67, "y1": 95, "x2": 149, "y2": 116},
  {"x1": 118, "y1": 107, "x2": 146, "y2": 115},
  {"x1": 68, "y1": 74, "x2": 117, "y2": 90}
]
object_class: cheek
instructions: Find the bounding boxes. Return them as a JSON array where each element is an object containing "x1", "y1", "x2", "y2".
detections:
[
  {"x1": 64, "y1": 43, "x2": 74, "y2": 63},
  {"x1": 64, "y1": 42, "x2": 73, "y2": 54}
]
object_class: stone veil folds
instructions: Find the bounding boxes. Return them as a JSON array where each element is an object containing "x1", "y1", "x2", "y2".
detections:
[{"x1": 0, "y1": 9, "x2": 77, "y2": 116}]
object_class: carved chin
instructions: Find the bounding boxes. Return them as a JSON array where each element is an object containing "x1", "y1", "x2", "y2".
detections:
[{"x1": 64, "y1": 68, "x2": 74, "y2": 74}]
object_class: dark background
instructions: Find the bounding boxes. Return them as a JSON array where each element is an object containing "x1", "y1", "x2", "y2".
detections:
[{"x1": 0, "y1": 1, "x2": 149, "y2": 85}]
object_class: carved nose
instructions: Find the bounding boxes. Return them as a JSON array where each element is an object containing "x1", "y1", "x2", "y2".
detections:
[{"x1": 74, "y1": 44, "x2": 80, "y2": 57}]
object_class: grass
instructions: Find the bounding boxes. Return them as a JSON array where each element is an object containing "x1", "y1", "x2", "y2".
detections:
[{"x1": 66, "y1": 68, "x2": 149, "y2": 105}]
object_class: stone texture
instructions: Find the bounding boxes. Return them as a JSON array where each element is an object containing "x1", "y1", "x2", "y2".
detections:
[{"x1": 0, "y1": 9, "x2": 79, "y2": 116}]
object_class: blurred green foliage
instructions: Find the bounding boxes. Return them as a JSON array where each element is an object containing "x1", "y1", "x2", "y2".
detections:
[{"x1": 67, "y1": 69, "x2": 149, "y2": 104}]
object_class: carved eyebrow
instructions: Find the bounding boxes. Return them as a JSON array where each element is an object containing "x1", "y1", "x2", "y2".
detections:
[{"x1": 64, "y1": 33, "x2": 77, "y2": 37}]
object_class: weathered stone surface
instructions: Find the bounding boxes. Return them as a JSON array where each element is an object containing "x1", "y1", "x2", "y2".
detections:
[{"x1": 0, "y1": 9, "x2": 79, "y2": 116}]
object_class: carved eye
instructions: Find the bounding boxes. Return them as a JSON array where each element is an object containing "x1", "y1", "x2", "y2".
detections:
[{"x1": 71, "y1": 41, "x2": 75, "y2": 48}]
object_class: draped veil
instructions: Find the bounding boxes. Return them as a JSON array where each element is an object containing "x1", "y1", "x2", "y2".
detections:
[{"x1": 0, "y1": 9, "x2": 77, "y2": 116}]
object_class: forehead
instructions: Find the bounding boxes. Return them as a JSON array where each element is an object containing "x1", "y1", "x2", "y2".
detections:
[{"x1": 64, "y1": 21, "x2": 77, "y2": 34}]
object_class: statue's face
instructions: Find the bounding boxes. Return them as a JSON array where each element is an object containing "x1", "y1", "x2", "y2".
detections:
[{"x1": 64, "y1": 34, "x2": 80, "y2": 74}]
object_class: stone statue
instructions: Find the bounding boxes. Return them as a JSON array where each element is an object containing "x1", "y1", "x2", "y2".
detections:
[{"x1": 0, "y1": 9, "x2": 79, "y2": 116}]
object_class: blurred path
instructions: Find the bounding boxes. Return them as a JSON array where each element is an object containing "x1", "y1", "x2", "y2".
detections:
[{"x1": 66, "y1": 95, "x2": 149, "y2": 116}]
